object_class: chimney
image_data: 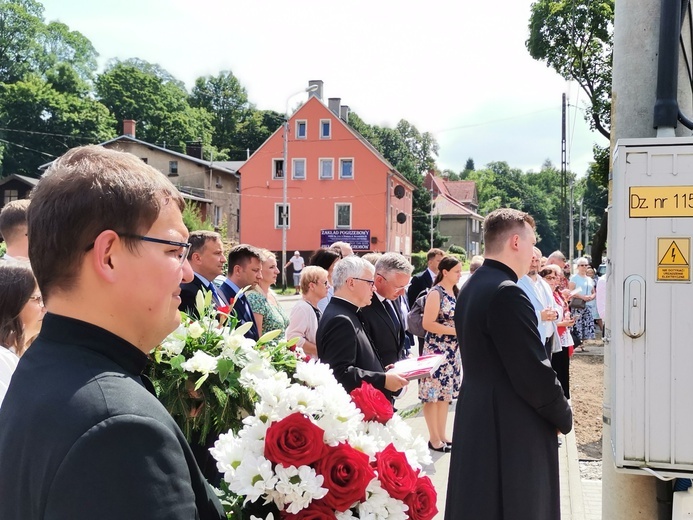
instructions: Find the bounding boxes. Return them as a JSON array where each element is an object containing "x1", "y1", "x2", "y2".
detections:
[
  {"x1": 308, "y1": 80, "x2": 323, "y2": 100},
  {"x1": 328, "y1": 98, "x2": 341, "y2": 116},
  {"x1": 186, "y1": 141, "x2": 203, "y2": 159},
  {"x1": 123, "y1": 119, "x2": 136, "y2": 138},
  {"x1": 339, "y1": 105, "x2": 350, "y2": 123}
]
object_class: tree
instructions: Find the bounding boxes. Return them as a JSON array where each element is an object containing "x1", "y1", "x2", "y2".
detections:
[
  {"x1": 0, "y1": 0, "x2": 46, "y2": 82},
  {"x1": 39, "y1": 21, "x2": 98, "y2": 82},
  {"x1": 96, "y1": 60, "x2": 214, "y2": 152},
  {"x1": 232, "y1": 108, "x2": 284, "y2": 160},
  {"x1": 0, "y1": 73, "x2": 115, "y2": 174},
  {"x1": 526, "y1": 0, "x2": 613, "y2": 139},
  {"x1": 190, "y1": 71, "x2": 250, "y2": 153}
]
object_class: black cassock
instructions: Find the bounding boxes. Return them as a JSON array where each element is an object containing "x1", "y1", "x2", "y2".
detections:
[{"x1": 445, "y1": 259, "x2": 572, "y2": 520}]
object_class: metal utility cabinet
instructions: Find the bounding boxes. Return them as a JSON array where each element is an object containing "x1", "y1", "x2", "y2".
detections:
[{"x1": 610, "y1": 138, "x2": 693, "y2": 478}]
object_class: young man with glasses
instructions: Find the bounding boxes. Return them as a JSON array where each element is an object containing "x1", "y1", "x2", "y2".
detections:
[
  {"x1": 316, "y1": 255, "x2": 408, "y2": 401},
  {"x1": 360, "y1": 253, "x2": 414, "y2": 367},
  {"x1": 0, "y1": 146, "x2": 225, "y2": 520}
]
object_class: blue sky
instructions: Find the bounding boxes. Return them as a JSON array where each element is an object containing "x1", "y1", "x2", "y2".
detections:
[{"x1": 39, "y1": 0, "x2": 606, "y2": 176}]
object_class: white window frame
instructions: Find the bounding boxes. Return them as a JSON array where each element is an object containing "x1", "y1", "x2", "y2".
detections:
[
  {"x1": 319, "y1": 158, "x2": 334, "y2": 180},
  {"x1": 320, "y1": 119, "x2": 331, "y2": 139},
  {"x1": 168, "y1": 160, "x2": 178, "y2": 175},
  {"x1": 339, "y1": 158, "x2": 354, "y2": 179},
  {"x1": 296, "y1": 120, "x2": 307, "y2": 140},
  {"x1": 292, "y1": 158, "x2": 306, "y2": 180},
  {"x1": 272, "y1": 158, "x2": 284, "y2": 180},
  {"x1": 275, "y1": 203, "x2": 290, "y2": 229},
  {"x1": 213, "y1": 205, "x2": 222, "y2": 227},
  {"x1": 335, "y1": 203, "x2": 352, "y2": 229}
]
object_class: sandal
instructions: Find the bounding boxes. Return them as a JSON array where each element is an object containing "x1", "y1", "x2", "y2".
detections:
[{"x1": 428, "y1": 441, "x2": 451, "y2": 453}]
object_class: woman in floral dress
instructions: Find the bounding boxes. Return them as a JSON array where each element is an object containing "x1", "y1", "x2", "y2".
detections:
[
  {"x1": 246, "y1": 249, "x2": 290, "y2": 337},
  {"x1": 419, "y1": 255, "x2": 463, "y2": 453}
]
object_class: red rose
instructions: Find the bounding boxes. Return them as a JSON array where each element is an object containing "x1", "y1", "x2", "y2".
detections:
[
  {"x1": 314, "y1": 443, "x2": 376, "y2": 512},
  {"x1": 403, "y1": 475, "x2": 438, "y2": 520},
  {"x1": 265, "y1": 412, "x2": 326, "y2": 467},
  {"x1": 350, "y1": 382, "x2": 394, "y2": 424},
  {"x1": 281, "y1": 501, "x2": 335, "y2": 520},
  {"x1": 375, "y1": 443, "x2": 418, "y2": 500}
]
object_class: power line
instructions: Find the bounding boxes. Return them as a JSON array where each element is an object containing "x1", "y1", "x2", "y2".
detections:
[{"x1": 0, "y1": 138, "x2": 57, "y2": 158}]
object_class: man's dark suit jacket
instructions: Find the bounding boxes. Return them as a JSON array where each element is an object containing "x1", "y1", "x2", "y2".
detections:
[
  {"x1": 218, "y1": 280, "x2": 260, "y2": 341},
  {"x1": 179, "y1": 275, "x2": 208, "y2": 318},
  {"x1": 407, "y1": 269, "x2": 433, "y2": 308},
  {"x1": 360, "y1": 292, "x2": 406, "y2": 368},
  {"x1": 0, "y1": 314, "x2": 225, "y2": 520},
  {"x1": 316, "y1": 297, "x2": 388, "y2": 397}
]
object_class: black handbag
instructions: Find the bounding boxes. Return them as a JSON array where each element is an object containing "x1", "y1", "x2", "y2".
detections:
[{"x1": 569, "y1": 298, "x2": 586, "y2": 310}]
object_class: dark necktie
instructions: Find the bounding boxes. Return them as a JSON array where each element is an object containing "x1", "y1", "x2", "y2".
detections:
[
  {"x1": 384, "y1": 299, "x2": 401, "y2": 335},
  {"x1": 208, "y1": 283, "x2": 221, "y2": 305}
]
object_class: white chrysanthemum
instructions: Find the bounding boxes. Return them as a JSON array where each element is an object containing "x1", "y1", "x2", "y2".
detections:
[
  {"x1": 240, "y1": 355, "x2": 277, "y2": 384},
  {"x1": 272, "y1": 464, "x2": 328, "y2": 514},
  {"x1": 250, "y1": 371, "x2": 291, "y2": 408},
  {"x1": 347, "y1": 431, "x2": 379, "y2": 460},
  {"x1": 237, "y1": 415, "x2": 270, "y2": 455},
  {"x1": 294, "y1": 359, "x2": 338, "y2": 388},
  {"x1": 160, "y1": 337, "x2": 185, "y2": 357},
  {"x1": 250, "y1": 514, "x2": 274, "y2": 520},
  {"x1": 210, "y1": 432, "x2": 245, "y2": 481},
  {"x1": 282, "y1": 383, "x2": 324, "y2": 417},
  {"x1": 221, "y1": 333, "x2": 257, "y2": 360},
  {"x1": 180, "y1": 350, "x2": 218, "y2": 374},
  {"x1": 357, "y1": 478, "x2": 409, "y2": 520},
  {"x1": 187, "y1": 321, "x2": 205, "y2": 339},
  {"x1": 231, "y1": 456, "x2": 277, "y2": 505},
  {"x1": 335, "y1": 509, "x2": 356, "y2": 520}
]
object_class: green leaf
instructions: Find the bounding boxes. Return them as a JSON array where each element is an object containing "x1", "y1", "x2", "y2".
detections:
[
  {"x1": 217, "y1": 358, "x2": 235, "y2": 382},
  {"x1": 257, "y1": 329, "x2": 282, "y2": 345},
  {"x1": 170, "y1": 354, "x2": 185, "y2": 372},
  {"x1": 194, "y1": 373, "x2": 209, "y2": 391}
]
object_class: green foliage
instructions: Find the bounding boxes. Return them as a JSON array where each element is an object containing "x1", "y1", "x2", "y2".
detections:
[
  {"x1": 232, "y1": 109, "x2": 285, "y2": 160},
  {"x1": 526, "y1": 0, "x2": 613, "y2": 138},
  {"x1": 190, "y1": 71, "x2": 251, "y2": 154},
  {"x1": 348, "y1": 112, "x2": 445, "y2": 252},
  {"x1": 95, "y1": 59, "x2": 214, "y2": 152},
  {"x1": 0, "y1": 241, "x2": 6, "y2": 257},
  {"x1": 182, "y1": 200, "x2": 214, "y2": 232},
  {"x1": 0, "y1": 73, "x2": 116, "y2": 174},
  {"x1": 409, "y1": 251, "x2": 466, "y2": 272},
  {"x1": 447, "y1": 244, "x2": 467, "y2": 258}
]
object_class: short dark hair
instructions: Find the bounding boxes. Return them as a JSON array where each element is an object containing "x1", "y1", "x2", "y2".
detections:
[
  {"x1": 483, "y1": 208, "x2": 535, "y2": 255},
  {"x1": 0, "y1": 262, "x2": 36, "y2": 350},
  {"x1": 427, "y1": 248, "x2": 445, "y2": 262},
  {"x1": 0, "y1": 199, "x2": 30, "y2": 244},
  {"x1": 28, "y1": 145, "x2": 184, "y2": 298},
  {"x1": 187, "y1": 230, "x2": 221, "y2": 259},
  {"x1": 226, "y1": 244, "x2": 261, "y2": 271},
  {"x1": 309, "y1": 248, "x2": 341, "y2": 271}
]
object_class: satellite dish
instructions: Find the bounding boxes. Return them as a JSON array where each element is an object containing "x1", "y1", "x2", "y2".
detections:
[
  {"x1": 396, "y1": 212, "x2": 407, "y2": 224},
  {"x1": 394, "y1": 185, "x2": 405, "y2": 199}
]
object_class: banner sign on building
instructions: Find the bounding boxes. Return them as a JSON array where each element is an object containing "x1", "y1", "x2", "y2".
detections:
[{"x1": 320, "y1": 230, "x2": 371, "y2": 251}]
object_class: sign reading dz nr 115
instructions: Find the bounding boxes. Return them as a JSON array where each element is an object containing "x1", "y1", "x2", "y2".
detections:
[{"x1": 630, "y1": 186, "x2": 693, "y2": 217}]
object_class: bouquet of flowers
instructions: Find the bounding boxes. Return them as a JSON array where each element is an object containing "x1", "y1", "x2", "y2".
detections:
[
  {"x1": 211, "y1": 354, "x2": 439, "y2": 520},
  {"x1": 147, "y1": 289, "x2": 304, "y2": 442}
]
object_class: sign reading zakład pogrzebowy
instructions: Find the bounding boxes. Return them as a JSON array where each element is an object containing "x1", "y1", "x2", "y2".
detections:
[{"x1": 320, "y1": 230, "x2": 371, "y2": 251}]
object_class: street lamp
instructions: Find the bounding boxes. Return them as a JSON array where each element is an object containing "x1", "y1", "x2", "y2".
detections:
[{"x1": 282, "y1": 84, "x2": 319, "y2": 288}]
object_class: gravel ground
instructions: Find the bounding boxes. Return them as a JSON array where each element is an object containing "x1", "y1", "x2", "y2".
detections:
[{"x1": 571, "y1": 341, "x2": 604, "y2": 480}]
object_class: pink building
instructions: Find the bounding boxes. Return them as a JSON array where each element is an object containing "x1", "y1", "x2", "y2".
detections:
[{"x1": 239, "y1": 81, "x2": 415, "y2": 256}]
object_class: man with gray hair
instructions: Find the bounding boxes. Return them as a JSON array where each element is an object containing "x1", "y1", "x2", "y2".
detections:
[
  {"x1": 317, "y1": 255, "x2": 408, "y2": 401},
  {"x1": 360, "y1": 253, "x2": 414, "y2": 367}
]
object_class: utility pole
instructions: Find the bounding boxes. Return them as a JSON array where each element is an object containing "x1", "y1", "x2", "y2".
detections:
[
  {"x1": 607, "y1": 0, "x2": 693, "y2": 517},
  {"x1": 561, "y1": 94, "x2": 568, "y2": 254},
  {"x1": 429, "y1": 187, "x2": 434, "y2": 249}
]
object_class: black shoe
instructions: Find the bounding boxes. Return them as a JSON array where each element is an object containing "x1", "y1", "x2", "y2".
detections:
[{"x1": 428, "y1": 441, "x2": 451, "y2": 453}]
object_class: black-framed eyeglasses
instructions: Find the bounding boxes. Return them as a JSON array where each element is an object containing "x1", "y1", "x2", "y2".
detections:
[
  {"x1": 311, "y1": 280, "x2": 329, "y2": 287},
  {"x1": 85, "y1": 233, "x2": 191, "y2": 267},
  {"x1": 352, "y1": 277, "x2": 375, "y2": 287}
]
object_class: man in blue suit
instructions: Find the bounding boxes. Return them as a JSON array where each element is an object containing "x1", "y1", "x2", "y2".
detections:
[{"x1": 218, "y1": 244, "x2": 262, "y2": 341}]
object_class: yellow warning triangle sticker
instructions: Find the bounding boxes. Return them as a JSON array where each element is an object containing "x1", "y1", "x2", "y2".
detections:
[{"x1": 659, "y1": 241, "x2": 689, "y2": 266}]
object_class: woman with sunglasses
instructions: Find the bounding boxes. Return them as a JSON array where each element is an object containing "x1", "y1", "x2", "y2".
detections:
[
  {"x1": 569, "y1": 258, "x2": 596, "y2": 348},
  {"x1": 0, "y1": 262, "x2": 46, "y2": 408},
  {"x1": 286, "y1": 266, "x2": 329, "y2": 358},
  {"x1": 540, "y1": 265, "x2": 575, "y2": 399}
]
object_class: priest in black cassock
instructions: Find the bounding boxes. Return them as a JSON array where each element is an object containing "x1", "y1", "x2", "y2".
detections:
[{"x1": 445, "y1": 208, "x2": 572, "y2": 520}]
